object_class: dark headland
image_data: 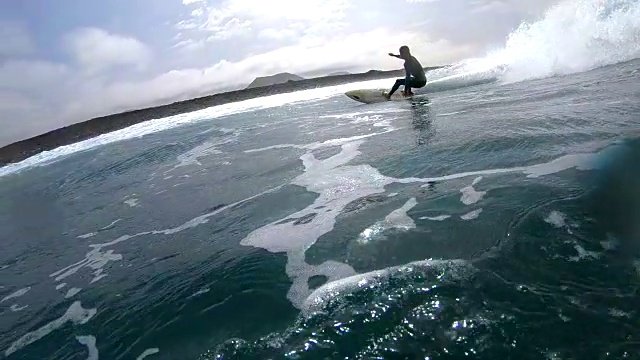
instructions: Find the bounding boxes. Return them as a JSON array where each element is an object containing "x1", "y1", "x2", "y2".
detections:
[{"x1": 0, "y1": 66, "x2": 444, "y2": 166}]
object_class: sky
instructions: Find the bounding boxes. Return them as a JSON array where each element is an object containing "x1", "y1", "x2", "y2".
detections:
[{"x1": 0, "y1": 0, "x2": 561, "y2": 146}]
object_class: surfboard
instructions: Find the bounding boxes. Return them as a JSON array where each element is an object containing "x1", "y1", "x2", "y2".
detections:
[{"x1": 345, "y1": 88, "x2": 421, "y2": 104}]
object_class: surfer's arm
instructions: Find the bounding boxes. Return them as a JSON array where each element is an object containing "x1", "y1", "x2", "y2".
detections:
[{"x1": 388, "y1": 53, "x2": 401, "y2": 58}]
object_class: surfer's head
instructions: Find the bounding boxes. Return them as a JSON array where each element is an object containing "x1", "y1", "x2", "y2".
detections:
[{"x1": 399, "y1": 45, "x2": 410, "y2": 59}]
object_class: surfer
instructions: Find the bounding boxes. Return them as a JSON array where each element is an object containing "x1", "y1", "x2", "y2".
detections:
[{"x1": 385, "y1": 46, "x2": 426, "y2": 100}]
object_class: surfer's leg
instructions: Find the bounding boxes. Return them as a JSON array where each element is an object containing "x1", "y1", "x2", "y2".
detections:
[
  {"x1": 387, "y1": 78, "x2": 405, "y2": 98},
  {"x1": 407, "y1": 79, "x2": 426, "y2": 96},
  {"x1": 405, "y1": 82, "x2": 412, "y2": 95},
  {"x1": 412, "y1": 78, "x2": 427, "y2": 88}
]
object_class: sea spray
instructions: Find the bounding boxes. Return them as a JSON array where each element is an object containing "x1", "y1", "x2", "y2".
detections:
[{"x1": 427, "y1": 0, "x2": 640, "y2": 85}]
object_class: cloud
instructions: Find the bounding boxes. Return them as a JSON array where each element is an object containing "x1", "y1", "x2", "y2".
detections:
[
  {"x1": 0, "y1": 22, "x2": 35, "y2": 57},
  {"x1": 406, "y1": 0, "x2": 563, "y2": 46},
  {"x1": 258, "y1": 27, "x2": 299, "y2": 41},
  {"x1": 0, "y1": 92, "x2": 34, "y2": 111},
  {"x1": 177, "y1": 0, "x2": 351, "y2": 48},
  {"x1": 0, "y1": 60, "x2": 70, "y2": 91},
  {"x1": 64, "y1": 28, "x2": 152, "y2": 73},
  {"x1": 184, "y1": 0, "x2": 349, "y2": 24},
  {"x1": 0, "y1": 91, "x2": 50, "y2": 142},
  {"x1": 0, "y1": 60, "x2": 74, "y2": 145},
  {"x1": 0, "y1": 27, "x2": 153, "y2": 146},
  {"x1": 205, "y1": 18, "x2": 253, "y2": 41}
]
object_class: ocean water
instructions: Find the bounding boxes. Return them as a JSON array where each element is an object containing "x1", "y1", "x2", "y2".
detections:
[{"x1": 1, "y1": 0, "x2": 640, "y2": 359}]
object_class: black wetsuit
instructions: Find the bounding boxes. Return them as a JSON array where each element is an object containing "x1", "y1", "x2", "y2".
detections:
[{"x1": 389, "y1": 56, "x2": 427, "y2": 96}]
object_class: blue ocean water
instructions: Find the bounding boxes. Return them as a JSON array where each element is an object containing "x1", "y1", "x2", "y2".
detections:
[{"x1": 1, "y1": 1, "x2": 640, "y2": 359}]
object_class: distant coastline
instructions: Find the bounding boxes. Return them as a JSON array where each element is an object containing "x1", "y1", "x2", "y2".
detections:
[{"x1": 0, "y1": 66, "x2": 444, "y2": 167}]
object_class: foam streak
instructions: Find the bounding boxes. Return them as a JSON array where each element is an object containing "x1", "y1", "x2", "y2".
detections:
[{"x1": 5, "y1": 302, "x2": 97, "y2": 356}]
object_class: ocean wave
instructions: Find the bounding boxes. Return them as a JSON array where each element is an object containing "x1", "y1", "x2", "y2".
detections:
[{"x1": 425, "y1": 0, "x2": 640, "y2": 90}]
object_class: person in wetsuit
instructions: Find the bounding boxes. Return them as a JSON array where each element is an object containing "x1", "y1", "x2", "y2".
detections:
[{"x1": 385, "y1": 45, "x2": 426, "y2": 99}]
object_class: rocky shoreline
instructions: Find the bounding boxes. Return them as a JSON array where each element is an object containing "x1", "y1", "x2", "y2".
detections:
[{"x1": 0, "y1": 66, "x2": 443, "y2": 166}]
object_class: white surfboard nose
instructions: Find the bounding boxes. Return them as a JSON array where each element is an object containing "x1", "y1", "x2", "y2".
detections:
[
  {"x1": 344, "y1": 89, "x2": 390, "y2": 104},
  {"x1": 345, "y1": 90, "x2": 361, "y2": 101}
]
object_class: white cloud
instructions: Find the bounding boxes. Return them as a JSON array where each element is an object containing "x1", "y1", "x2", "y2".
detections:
[
  {"x1": 64, "y1": 28, "x2": 152, "y2": 73},
  {"x1": 0, "y1": 22, "x2": 35, "y2": 57},
  {"x1": 405, "y1": 0, "x2": 562, "y2": 47},
  {"x1": 178, "y1": 0, "x2": 351, "y2": 47},
  {"x1": 258, "y1": 27, "x2": 298, "y2": 41},
  {"x1": 0, "y1": 60, "x2": 75, "y2": 145},
  {"x1": 213, "y1": 0, "x2": 350, "y2": 23},
  {"x1": 0, "y1": 92, "x2": 34, "y2": 111},
  {"x1": 0, "y1": 60, "x2": 70, "y2": 91},
  {"x1": 206, "y1": 18, "x2": 252, "y2": 41},
  {"x1": 0, "y1": 91, "x2": 53, "y2": 146},
  {"x1": 217, "y1": 28, "x2": 463, "y2": 77}
]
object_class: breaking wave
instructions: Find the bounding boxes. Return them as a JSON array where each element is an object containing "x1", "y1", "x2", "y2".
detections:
[{"x1": 426, "y1": 0, "x2": 640, "y2": 90}]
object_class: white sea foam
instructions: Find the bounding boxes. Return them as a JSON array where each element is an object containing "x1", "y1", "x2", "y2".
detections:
[
  {"x1": 439, "y1": 111, "x2": 467, "y2": 117},
  {"x1": 244, "y1": 122, "x2": 397, "y2": 155},
  {"x1": 10, "y1": 304, "x2": 28, "y2": 312},
  {"x1": 461, "y1": 209, "x2": 483, "y2": 221},
  {"x1": 51, "y1": 247, "x2": 123, "y2": 284},
  {"x1": 240, "y1": 140, "x2": 388, "y2": 307},
  {"x1": 319, "y1": 108, "x2": 405, "y2": 120},
  {"x1": 124, "y1": 198, "x2": 139, "y2": 207},
  {"x1": 357, "y1": 198, "x2": 418, "y2": 245},
  {"x1": 383, "y1": 198, "x2": 418, "y2": 230},
  {"x1": 170, "y1": 136, "x2": 235, "y2": 171},
  {"x1": 99, "y1": 219, "x2": 121, "y2": 230},
  {"x1": 4, "y1": 301, "x2": 96, "y2": 356},
  {"x1": 78, "y1": 219, "x2": 123, "y2": 239},
  {"x1": 460, "y1": 176, "x2": 486, "y2": 205},
  {"x1": 136, "y1": 348, "x2": 160, "y2": 360},
  {"x1": 76, "y1": 335, "x2": 99, "y2": 360},
  {"x1": 420, "y1": 215, "x2": 451, "y2": 221},
  {"x1": 544, "y1": 211, "x2": 567, "y2": 228},
  {"x1": 569, "y1": 244, "x2": 602, "y2": 262},
  {"x1": 65, "y1": 287, "x2": 82, "y2": 299},
  {"x1": 188, "y1": 287, "x2": 211, "y2": 299},
  {"x1": 1, "y1": 287, "x2": 31, "y2": 303},
  {"x1": 609, "y1": 309, "x2": 631, "y2": 318}
]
